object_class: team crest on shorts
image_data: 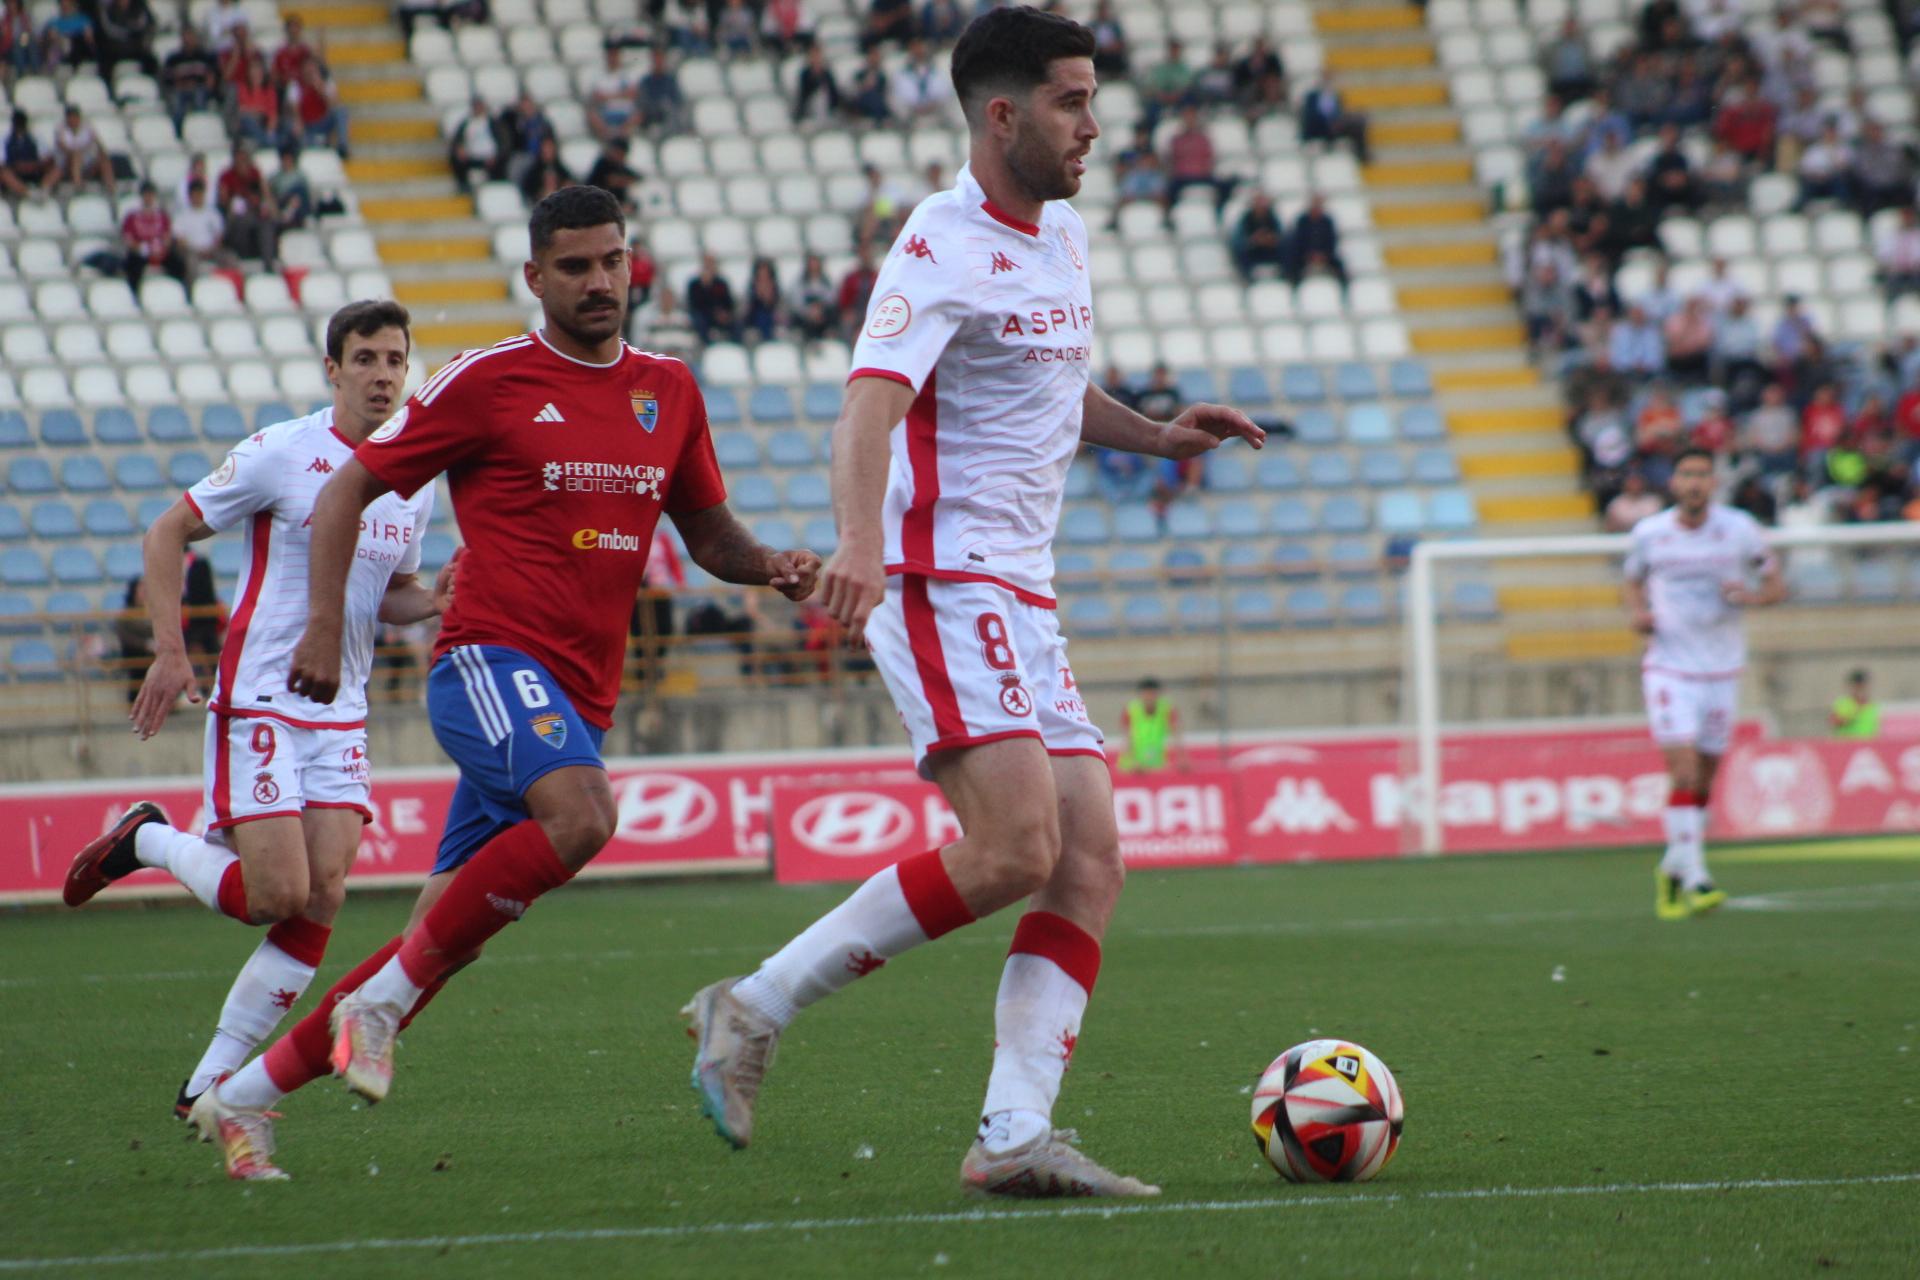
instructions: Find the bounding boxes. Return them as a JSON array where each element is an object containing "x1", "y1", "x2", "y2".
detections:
[
  {"x1": 998, "y1": 674, "x2": 1033, "y2": 718},
  {"x1": 530, "y1": 712, "x2": 568, "y2": 749},
  {"x1": 252, "y1": 772, "x2": 280, "y2": 805},
  {"x1": 630, "y1": 390, "x2": 659, "y2": 434}
]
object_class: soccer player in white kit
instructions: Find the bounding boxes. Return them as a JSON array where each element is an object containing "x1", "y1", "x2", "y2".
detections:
[
  {"x1": 1622, "y1": 448, "x2": 1784, "y2": 919},
  {"x1": 684, "y1": 5, "x2": 1263, "y2": 1196},
  {"x1": 62, "y1": 301, "x2": 452, "y2": 1116}
]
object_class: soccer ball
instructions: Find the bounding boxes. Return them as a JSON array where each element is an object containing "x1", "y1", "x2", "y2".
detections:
[{"x1": 1250, "y1": 1039, "x2": 1404, "y2": 1183}]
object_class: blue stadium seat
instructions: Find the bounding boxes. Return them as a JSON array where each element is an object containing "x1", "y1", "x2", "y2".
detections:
[
  {"x1": 103, "y1": 544, "x2": 142, "y2": 581},
  {"x1": 1208, "y1": 453, "x2": 1252, "y2": 493},
  {"x1": 705, "y1": 386, "x2": 742, "y2": 426},
  {"x1": 1306, "y1": 453, "x2": 1353, "y2": 488},
  {"x1": 252, "y1": 402, "x2": 296, "y2": 433},
  {"x1": 1359, "y1": 449, "x2": 1408, "y2": 487},
  {"x1": 1428, "y1": 489, "x2": 1478, "y2": 533},
  {"x1": 167, "y1": 452, "x2": 211, "y2": 488},
  {"x1": 1340, "y1": 583, "x2": 1388, "y2": 625},
  {"x1": 1060, "y1": 508, "x2": 1108, "y2": 545},
  {"x1": 59, "y1": 456, "x2": 111, "y2": 493},
  {"x1": 93, "y1": 408, "x2": 140, "y2": 445},
  {"x1": 1122, "y1": 594, "x2": 1173, "y2": 634},
  {"x1": 1320, "y1": 495, "x2": 1369, "y2": 534},
  {"x1": 0, "y1": 411, "x2": 29, "y2": 448},
  {"x1": 1448, "y1": 580, "x2": 1499, "y2": 621},
  {"x1": 1063, "y1": 461, "x2": 1095, "y2": 500},
  {"x1": 1174, "y1": 592, "x2": 1221, "y2": 631},
  {"x1": 1853, "y1": 560, "x2": 1900, "y2": 603},
  {"x1": 732, "y1": 473, "x2": 779, "y2": 512},
  {"x1": 135, "y1": 497, "x2": 172, "y2": 526},
  {"x1": 765, "y1": 429, "x2": 815, "y2": 467},
  {"x1": 1268, "y1": 498, "x2": 1314, "y2": 536},
  {"x1": 1176, "y1": 368, "x2": 1217, "y2": 404},
  {"x1": 9, "y1": 457, "x2": 56, "y2": 495},
  {"x1": 1378, "y1": 491, "x2": 1424, "y2": 536},
  {"x1": 1065, "y1": 595, "x2": 1117, "y2": 637},
  {"x1": 1399, "y1": 405, "x2": 1446, "y2": 442},
  {"x1": 802, "y1": 383, "x2": 840, "y2": 421},
  {"x1": 1293, "y1": 409, "x2": 1338, "y2": 445},
  {"x1": 114, "y1": 454, "x2": 166, "y2": 491},
  {"x1": 1334, "y1": 363, "x2": 1378, "y2": 401},
  {"x1": 748, "y1": 386, "x2": 795, "y2": 424},
  {"x1": 1165, "y1": 503, "x2": 1212, "y2": 539},
  {"x1": 1230, "y1": 587, "x2": 1280, "y2": 628},
  {"x1": 1280, "y1": 366, "x2": 1325, "y2": 404},
  {"x1": 202, "y1": 404, "x2": 248, "y2": 442},
  {"x1": 1228, "y1": 367, "x2": 1272, "y2": 406},
  {"x1": 1114, "y1": 505, "x2": 1159, "y2": 543},
  {"x1": 1221, "y1": 542, "x2": 1266, "y2": 578},
  {"x1": 1388, "y1": 359, "x2": 1432, "y2": 398},
  {"x1": 0, "y1": 504, "x2": 23, "y2": 540},
  {"x1": 1346, "y1": 405, "x2": 1394, "y2": 444},
  {"x1": 30, "y1": 501, "x2": 81, "y2": 539},
  {"x1": 9, "y1": 638, "x2": 61, "y2": 682},
  {"x1": 1215, "y1": 499, "x2": 1261, "y2": 539},
  {"x1": 210, "y1": 540, "x2": 244, "y2": 578},
  {"x1": 713, "y1": 431, "x2": 758, "y2": 469},
  {"x1": 785, "y1": 473, "x2": 830, "y2": 510},
  {"x1": 421, "y1": 532, "x2": 457, "y2": 571},
  {"x1": 1411, "y1": 448, "x2": 1461, "y2": 485},
  {"x1": 1272, "y1": 543, "x2": 1318, "y2": 580},
  {"x1": 148, "y1": 405, "x2": 195, "y2": 442},
  {"x1": 43, "y1": 589, "x2": 91, "y2": 619},
  {"x1": 1327, "y1": 538, "x2": 1376, "y2": 578},
  {"x1": 1162, "y1": 545, "x2": 1208, "y2": 583},
  {"x1": 1254, "y1": 453, "x2": 1300, "y2": 490},
  {"x1": 1110, "y1": 547, "x2": 1154, "y2": 589},
  {"x1": 1284, "y1": 585, "x2": 1333, "y2": 627},
  {"x1": 39, "y1": 409, "x2": 86, "y2": 447},
  {"x1": 801, "y1": 516, "x2": 837, "y2": 556},
  {"x1": 50, "y1": 546, "x2": 103, "y2": 584},
  {"x1": 1054, "y1": 550, "x2": 1097, "y2": 585},
  {"x1": 0, "y1": 591, "x2": 35, "y2": 633},
  {"x1": 751, "y1": 518, "x2": 796, "y2": 548}
]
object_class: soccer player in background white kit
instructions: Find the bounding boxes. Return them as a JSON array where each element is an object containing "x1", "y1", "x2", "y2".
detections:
[
  {"x1": 685, "y1": 5, "x2": 1263, "y2": 1196},
  {"x1": 62, "y1": 301, "x2": 454, "y2": 1116},
  {"x1": 1623, "y1": 447, "x2": 1784, "y2": 920}
]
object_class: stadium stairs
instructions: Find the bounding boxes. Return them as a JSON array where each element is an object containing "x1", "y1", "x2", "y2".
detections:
[{"x1": 287, "y1": 3, "x2": 526, "y2": 362}]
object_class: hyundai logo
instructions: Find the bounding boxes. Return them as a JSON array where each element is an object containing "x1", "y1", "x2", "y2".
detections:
[
  {"x1": 791, "y1": 792, "x2": 914, "y2": 857},
  {"x1": 612, "y1": 773, "x2": 719, "y2": 843}
]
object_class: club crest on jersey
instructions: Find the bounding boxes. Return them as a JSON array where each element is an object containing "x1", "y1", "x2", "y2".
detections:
[
  {"x1": 630, "y1": 390, "x2": 660, "y2": 433},
  {"x1": 998, "y1": 674, "x2": 1033, "y2": 718},
  {"x1": 252, "y1": 772, "x2": 280, "y2": 805},
  {"x1": 1061, "y1": 230, "x2": 1084, "y2": 270},
  {"x1": 530, "y1": 712, "x2": 568, "y2": 749}
]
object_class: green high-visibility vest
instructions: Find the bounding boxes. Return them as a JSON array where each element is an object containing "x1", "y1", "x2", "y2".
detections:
[
  {"x1": 1832, "y1": 696, "x2": 1881, "y2": 739},
  {"x1": 1123, "y1": 698, "x2": 1172, "y2": 771}
]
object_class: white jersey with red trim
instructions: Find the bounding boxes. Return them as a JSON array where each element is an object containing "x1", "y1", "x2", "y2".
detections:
[
  {"x1": 1623, "y1": 503, "x2": 1775, "y2": 678},
  {"x1": 185, "y1": 407, "x2": 434, "y2": 728},
  {"x1": 849, "y1": 164, "x2": 1094, "y2": 604}
]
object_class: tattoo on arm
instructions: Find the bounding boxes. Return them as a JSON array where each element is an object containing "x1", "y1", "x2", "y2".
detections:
[{"x1": 676, "y1": 505, "x2": 778, "y2": 585}]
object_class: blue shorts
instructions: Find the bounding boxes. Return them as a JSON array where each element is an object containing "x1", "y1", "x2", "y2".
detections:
[{"x1": 427, "y1": 645, "x2": 606, "y2": 875}]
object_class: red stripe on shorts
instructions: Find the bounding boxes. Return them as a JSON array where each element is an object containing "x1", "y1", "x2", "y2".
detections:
[{"x1": 903, "y1": 575, "x2": 966, "y2": 742}]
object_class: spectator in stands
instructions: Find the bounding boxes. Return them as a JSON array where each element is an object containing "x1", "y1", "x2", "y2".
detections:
[
  {"x1": 1229, "y1": 189, "x2": 1285, "y2": 283},
  {"x1": 1526, "y1": 210, "x2": 1578, "y2": 290},
  {"x1": 1691, "y1": 388, "x2": 1736, "y2": 454},
  {"x1": 743, "y1": 257, "x2": 785, "y2": 343},
  {"x1": 1695, "y1": 255, "x2": 1747, "y2": 316},
  {"x1": 268, "y1": 141, "x2": 310, "y2": 230},
  {"x1": 1851, "y1": 121, "x2": 1911, "y2": 216},
  {"x1": 449, "y1": 94, "x2": 505, "y2": 192},
  {"x1": 95, "y1": 0, "x2": 156, "y2": 78},
  {"x1": 849, "y1": 45, "x2": 891, "y2": 123},
  {"x1": 1, "y1": 0, "x2": 35, "y2": 80},
  {"x1": 686, "y1": 253, "x2": 742, "y2": 344},
  {"x1": 1601, "y1": 176, "x2": 1661, "y2": 262},
  {"x1": 1604, "y1": 469, "x2": 1665, "y2": 531},
  {"x1": 1095, "y1": 443, "x2": 1153, "y2": 503},
  {"x1": 1801, "y1": 382, "x2": 1847, "y2": 478},
  {"x1": 761, "y1": 0, "x2": 816, "y2": 55},
  {"x1": 40, "y1": 0, "x2": 94, "y2": 70},
  {"x1": 1137, "y1": 362, "x2": 1179, "y2": 422},
  {"x1": 1573, "y1": 387, "x2": 1633, "y2": 491},
  {"x1": 859, "y1": 0, "x2": 914, "y2": 52},
  {"x1": 289, "y1": 58, "x2": 347, "y2": 156},
  {"x1": 1643, "y1": 124, "x2": 1696, "y2": 213},
  {"x1": 0, "y1": 109, "x2": 53, "y2": 197},
  {"x1": 1771, "y1": 294, "x2": 1824, "y2": 386},
  {"x1": 1527, "y1": 136, "x2": 1580, "y2": 213},
  {"x1": 217, "y1": 141, "x2": 279, "y2": 268},
  {"x1": 1161, "y1": 106, "x2": 1234, "y2": 225},
  {"x1": 715, "y1": 0, "x2": 756, "y2": 56},
  {"x1": 1713, "y1": 78, "x2": 1776, "y2": 166},
  {"x1": 496, "y1": 91, "x2": 554, "y2": 190},
  {"x1": 855, "y1": 162, "x2": 908, "y2": 254},
  {"x1": 589, "y1": 48, "x2": 639, "y2": 141},
  {"x1": 891, "y1": 37, "x2": 952, "y2": 124},
  {"x1": 1522, "y1": 261, "x2": 1574, "y2": 356},
  {"x1": 836, "y1": 249, "x2": 878, "y2": 341},
  {"x1": 1608, "y1": 303, "x2": 1666, "y2": 379},
  {"x1": 120, "y1": 181, "x2": 186, "y2": 288},
  {"x1": 1634, "y1": 384, "x2": 1685, "y2": 483},
  {"x1": 51, "y1": 104, "x2": 112, "y2": 192},
  {"x1": 162, "y1": 27, "x2": 220, "y2": 130},
  {"x1": 1088, "y1": 0, "x2": 1128, "y2": 77},
  {"x1": 1582, "y1": 130, "x2": 1636, "y2": 203},
  {"x1": 1778, "y1": 85, "x2": 1827, "y2": 158},
  {"x1": 916, "y1": 0, "x2": 960, "y2": 43},
  {"x1": 1151, "y1": 452, "x2": 1206, "y2": 522},
  {"x1": 519, "y1": 133, "x2": 571, "y2": 204},
  {"x1": 1743, "y1": 383, "x2": 1801, "y2": 475},
  {"x1": 586, "y1": 136, "x2": 640, "y2": 209},
  {"x1": 1663, "y1": 295, "x2": 1715, "y2": 382},
  {"x1": 1568, "y1": 250, "x2": 1618, "y2": 323},
  {"x1": 1233, "y1": 35, "x2": 1287, "y2": 121},
  {"x1": 789, "y1": 252, "x2": 838, "y2": 341},
  {"x1": 202, "y1": 0, "x2": 246, "y2": 52},
  {"x1": 1190, "y1": 42, "x2": 1236, "y2": 110},
  {"x1": 172, "y1": 180, "x2": 225, "y2": 268},
  {"x1": 792, "y1": 43, "x2": 843, "y2": 125},
  {"x1": 182, "y1": 549, "x2": 222, "y2": 669},
  {"x1": 666, "y1": 0, "x2": 712, "y2": 54},
  {"x1": 270, "y1": 14, "x2": 314, "y2": 89},
  {"x1": 1795, "y1": 121, "x2": 1853, "y2": 208},
  {"x1": 626, "y1": 230, "x2": 654, "y2": 308},
  {"x1": 230, "y1": 51, "x2": 282, "y2": 150},
  {"x1": 1876, "y1": 206, "x2": 1920, "y2": 298},
  {"x1": 1636, "y1": 260, "x2": 1681, "y2": 324},
  {"x1": 1541, "y1": 17, "x2": 1597, "y2": 102},
  {"x1": 1109, "y1": 123, "x2": 1166, "y2": 230},
  {"x1": 1299, "y1": 73, "x2": 1369, "y2": 164},
  {"x1": 1099, "y1": 363, "x2": 1139, "y2": 412},
  {"x1": 115, "y1": 576, "x2": 154, "y2": 701},
  {"x1": 633, "y1": 279, "x2": 699, "y2": 359},
  {"x1": 216, "y1": 20, "x2": 258, "y2": 97},
  {"x1": 1710, "y1": 294, "x2": 1767, "y2": 396},
  {"x1": 174, "y1": 151, "x2": 209, "y2": 211},
  {"x1": 1284, "y1": 192, "x2": 1348, "y2": 293},
  {"x1": 1143, "y1": 37, "x2": 1193, "y2": 129},
  {"x1": 1560, "y1": 176, "x2": 1610, "y2": 258}
]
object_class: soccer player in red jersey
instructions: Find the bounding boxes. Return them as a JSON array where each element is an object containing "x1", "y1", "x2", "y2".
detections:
[
  {"x1": 189, "y1": 185, "x2": 821, "y2": 1179},
  {"x1": 684, "y1": 7, "x2": 1262, "y2": 1196}
]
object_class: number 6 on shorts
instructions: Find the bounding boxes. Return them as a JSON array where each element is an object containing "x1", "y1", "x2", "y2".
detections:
[{"x1": 512, "y1": 668, "x2": 550, "y2": 709}]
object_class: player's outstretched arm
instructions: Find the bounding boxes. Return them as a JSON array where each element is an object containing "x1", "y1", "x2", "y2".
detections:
[
  {"x1": 1723, "y1": 564, "x2": 1787, "y2": 608},
  {"x1": 673, "y1": 504, "x2": 822, "y2": 602},
  {"x1": 288, "y1": 459, "x2": 393, "y2": 704},
  {"x1": 129, "y1": 499, "x2": 216, "y2": 739},
  {"x1": 1080, "y1": 381, "x2": 1266, "y2": 458},
  {"x1": 818, "y1": 374, "x2": 918, "y2": 647},
  {"x1": 378, "y1": 547, "x2": 459, "y2": 626},
  {"x1": 1622, "y1": 576, "x2": 1655, "y2": 634}
]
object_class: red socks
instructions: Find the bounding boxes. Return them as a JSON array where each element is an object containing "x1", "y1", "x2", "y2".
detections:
[
  {"x1": 216, "y1": 861, "x2": 250, "y2": 922},
  {"x1": 895, "y1": 847, "x2": 975, "y2": 940},
  {"x1": 264, "y1": 915, "x2": 331, "y2": 966},
  {"x1": 263, "y1": 936, "x2": 402, "y2": 1093},
  {"x1": 1008, "y1": 910, "x2": 1102, "y2": 996},
  {"x1": 394, "y1": 820, "x2": 574, "y2": 989}
]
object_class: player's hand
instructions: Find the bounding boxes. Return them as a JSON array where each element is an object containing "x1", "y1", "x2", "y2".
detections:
[
  {"x1": 818, "y1": 544, "x2": 885, "y2": 649},
  {"x1": 1721, "y1": 582, "x2": 1757, "y2": 607},
  {"x1": 129, "y1": 649, "x2": 198, "y2": 739},
  {"x1": 1629, "y1": 607, "x2": 1656, "y2": 634},
  {"x1": 286, "y1": 626, "x2": 343, "y2": 704},
  {"x1": 1160, "y1": 404, "x2": 1266, "y2": 458},
  {"x1": 768, "y1": 548, "x2": 822, "y2": 602},
  {"x1": 432, "y1": 546, "x2": 462, "y2": 616}
]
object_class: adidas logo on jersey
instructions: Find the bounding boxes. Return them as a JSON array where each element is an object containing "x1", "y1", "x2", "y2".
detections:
[{"x1": 534, "y1": 403, "x2": 566, "y2": 423}]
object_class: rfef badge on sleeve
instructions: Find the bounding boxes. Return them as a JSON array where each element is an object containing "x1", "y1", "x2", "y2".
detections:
[{"x1": 630, "y1": 390, "x2": 659, "y2": 434}]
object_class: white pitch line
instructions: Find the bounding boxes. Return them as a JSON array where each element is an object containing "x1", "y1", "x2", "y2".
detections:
[{"x1": 2, "y1": 1171, "x2": 1917, "y2": 1272}]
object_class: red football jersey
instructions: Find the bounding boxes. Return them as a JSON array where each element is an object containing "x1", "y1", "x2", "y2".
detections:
[{"x1": 357, "y1": 330, "x2": 726, "y2": 728}]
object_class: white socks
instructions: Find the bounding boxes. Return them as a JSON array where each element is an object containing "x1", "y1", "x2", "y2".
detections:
[
  {"x1": 185, "y1": 935, "x2": 320, "y2": 1096},
  {"x1": 1661, "y1": 803, "x2": 1709, "y2": 889},
  {"x1": 219, "y1": 1056, "x2": 285, "y2": 1110},
  {"x1": 355, "y1": 955, "x2": 426, "y2": 1014},
  {"x1": 979, "y1": 952, "x2": 1093, "y2": 1154},
  {"x1": 136, "y1": 823, "x2": 238, "y2": 915}
]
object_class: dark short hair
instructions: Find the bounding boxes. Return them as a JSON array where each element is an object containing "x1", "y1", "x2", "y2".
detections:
[
  {"x1": 325, "y1": 299, "x2": 412, "y2": 363},
  {"x1": 1673, "y1": 446, "x2": 1715, "y2": 469},
  {"x1": 950, "y1": 5, "x2": 1096, "y2": 123},
  {"x1": 529, "y1": 184, "x2": 624, "y2": 254},
  {"x1": 1850, "y1": 668, "x2": 1870, "y2": 683},
  {"x1": 1138, "y1": 677, "x2": 1161, "y2": 691}
]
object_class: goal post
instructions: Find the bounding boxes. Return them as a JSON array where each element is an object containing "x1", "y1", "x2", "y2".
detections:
[{"x1": 1403, "y1": 521, "x2": 1920, "y2": 855}]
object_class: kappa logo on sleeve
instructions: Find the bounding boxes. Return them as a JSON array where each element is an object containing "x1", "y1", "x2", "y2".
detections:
[
  {"x1": 901, "y1": 235, "x2": 937, "y2": 263},
  {"x1": 866, "y1": 294, "x2": 912, "y2": 339}
]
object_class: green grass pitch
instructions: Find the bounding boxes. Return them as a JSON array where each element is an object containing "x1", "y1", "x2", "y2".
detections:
[{"x1": 4, "y1": 841, "x2": 1919, "y2": 1278}]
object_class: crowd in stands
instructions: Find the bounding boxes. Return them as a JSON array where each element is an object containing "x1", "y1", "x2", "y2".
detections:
[{"x1": 1510, "y1": 0, "x2": 1920, "y2": 533}]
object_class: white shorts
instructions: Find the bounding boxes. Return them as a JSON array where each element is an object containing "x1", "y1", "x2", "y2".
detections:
[
  {"x1": 866, "y1": 575, "x2": 1104, "y2": 778},
  {"x1": 202, "y1": 712, "x2": 373, "y2": 840},
  {"x1": 1642, "y1": 670, "x2": 1739, "y2": 755}
]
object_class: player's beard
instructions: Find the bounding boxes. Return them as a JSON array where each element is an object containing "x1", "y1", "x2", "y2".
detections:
[
  {"x1": 553, "y1": 293, "x2": 625, "y2": 350},
  {"x1": 1005, "y1": 119, "x2": 1081, "y2": 205}
]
